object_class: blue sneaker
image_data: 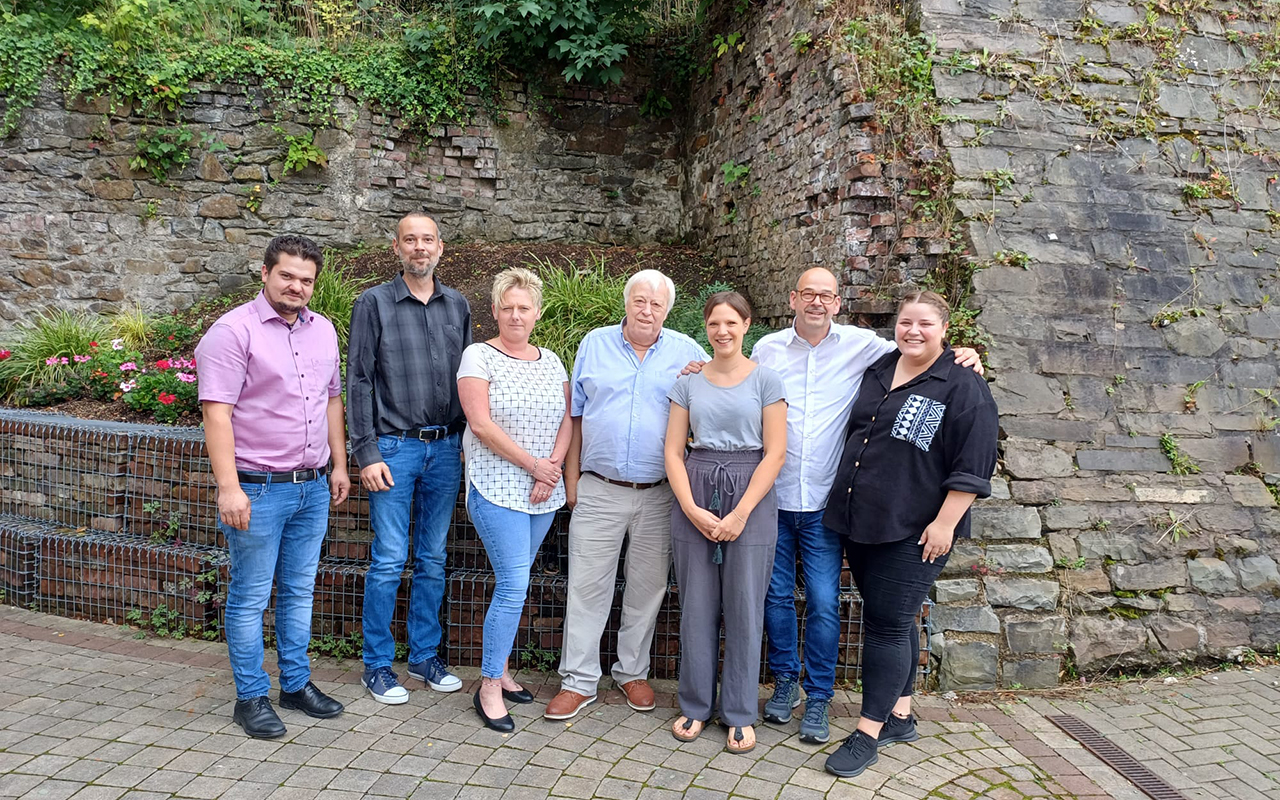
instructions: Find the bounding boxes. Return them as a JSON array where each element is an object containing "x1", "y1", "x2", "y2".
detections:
[
  {"x1": 798, "y1": 698, "x2": 830, "y2": 744},
  {"x1": 362, "y1": 666, "x2": 409, "y2": 705},
  {"x1": 407, "y1": 656, "x2": 462, "y2": 693},
  {"x1": 763, "y1": 676, "x2": 801, "y2": 724}
]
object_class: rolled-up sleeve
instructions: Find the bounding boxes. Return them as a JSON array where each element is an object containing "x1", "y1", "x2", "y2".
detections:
[
  {"x1": 346, "y1": 293, "x2": 381, "y2": 468},
  {"x1": 194, "y1": 324, "x2": 247, "y2": 405},
  {"x1": 940, "y1": 399, "x2": 999, "y2": 497}
]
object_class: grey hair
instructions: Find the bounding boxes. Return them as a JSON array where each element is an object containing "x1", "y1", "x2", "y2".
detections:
[
  {"x1": 491, "y1": 267, "x2": 543, "y2": 309},
  {"x1": 624, "y1": 269, "x2": 676, "y2": 308}
]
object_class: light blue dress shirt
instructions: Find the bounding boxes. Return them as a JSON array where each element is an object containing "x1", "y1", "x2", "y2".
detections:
[{"x1": 572, "y1": 322, "x2": 709, "y2": 484}]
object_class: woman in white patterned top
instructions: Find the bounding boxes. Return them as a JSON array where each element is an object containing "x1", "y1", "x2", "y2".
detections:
[{"x1": 458, "y1": 267, "x2": 572, "y2": 732}]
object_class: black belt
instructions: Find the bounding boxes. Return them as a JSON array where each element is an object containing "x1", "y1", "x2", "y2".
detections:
[
  {"x1": 394, "y1": 420, "x2": 465, "y2": 441},
  {"x1": 585, "y1": 471, "x2": 668, "y2": 491},
  {"x1": 237, "y1": 466, "x2": 328, "y2": 484}
]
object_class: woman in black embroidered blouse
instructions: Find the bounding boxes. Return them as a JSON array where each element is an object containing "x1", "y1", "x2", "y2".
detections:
[{"x1": 822, "y1": 291, "x2": 998, "y2": 778}]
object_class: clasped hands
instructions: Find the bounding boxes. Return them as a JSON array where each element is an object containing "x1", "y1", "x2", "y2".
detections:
[
  {"x1": 686, "y1": 505, "x2": 747, "y2": 543},
  {"x1": 529, "y1": 456, "x2": 562, "y2": 504}
]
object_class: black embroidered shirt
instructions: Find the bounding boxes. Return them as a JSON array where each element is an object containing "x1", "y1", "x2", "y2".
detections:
[{"x1": 822, "y1": 347, "x2": 999, "y2": 545}]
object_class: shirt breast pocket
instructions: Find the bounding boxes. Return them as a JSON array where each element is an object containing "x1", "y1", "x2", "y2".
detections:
[
  {"x1": 308, "y1": 356, "x2": 335, "y2": 395},
  {"x1": 443, "y1": 322, "x2": 464, "y2": 354},
  {"x1": 891, "y1": 394, "x2": 946, "y2": 452}
]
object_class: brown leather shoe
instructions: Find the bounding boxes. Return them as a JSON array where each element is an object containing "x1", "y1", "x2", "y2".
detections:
[
  {"x1": 544, "y1": 689, "x2": 597, "y2": 720},
  {"x1": 620, "y1": 680, "x2": 656, "y2": 712}
]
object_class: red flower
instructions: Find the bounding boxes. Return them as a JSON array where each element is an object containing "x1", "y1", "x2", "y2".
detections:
[
  {"x1": 167, "y1": 335, "x2": 175, "y2": 341},
  {"x1": 155, "y1": 359, "x2": 171, "y2": 370},
  {"x1": 0, "y1": 350, "x2": 10, "y2": 360},
  {"x1": 90, "y1": 341, "x2": 98, "y2": 348},
  {"x1": 157, "y1": 392, "x2": 176, "y2": 405}
]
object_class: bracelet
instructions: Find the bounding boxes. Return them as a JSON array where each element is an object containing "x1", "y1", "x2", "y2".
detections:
[{"x1": 731, "y1": 509, "x2": 748, "y2": 524}]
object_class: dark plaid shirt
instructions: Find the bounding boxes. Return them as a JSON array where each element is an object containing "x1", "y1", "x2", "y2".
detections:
[
  {"x1": 823, "y1": 347, "x2": 998, "y2": 545},
  {"x1": 346, "y1": 273, "x2": 472, "y2": 468}
]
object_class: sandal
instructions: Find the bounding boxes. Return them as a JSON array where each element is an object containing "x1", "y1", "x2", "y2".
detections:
[
  {"x1": 671, "y1": 716, "x2": 704, "y2": 743},
  {"x1": 726, "y1": 725, "x2": 756, "y2": 754}
]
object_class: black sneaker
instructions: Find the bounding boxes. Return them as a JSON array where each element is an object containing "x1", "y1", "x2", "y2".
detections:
[
  {"x1": 879, "y1": 713, "x2": 920, "y2": 746},
  {"x1": 824, "y1": 729, "x2": 878, "y2": 777}
]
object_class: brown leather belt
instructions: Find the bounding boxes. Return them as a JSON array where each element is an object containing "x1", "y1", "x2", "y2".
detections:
[{"x1": 585, "y1": 471, "x2": 668, "y2": 491}]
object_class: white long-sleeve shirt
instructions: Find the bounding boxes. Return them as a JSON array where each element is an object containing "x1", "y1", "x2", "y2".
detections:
[{"x1": 751, "y1": 322, "x2": 896, "y2": 512}]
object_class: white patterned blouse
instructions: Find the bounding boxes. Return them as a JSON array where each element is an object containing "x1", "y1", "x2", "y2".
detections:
[{"x1": 458, "y1": 342, "x2": 568, "y2": 514}]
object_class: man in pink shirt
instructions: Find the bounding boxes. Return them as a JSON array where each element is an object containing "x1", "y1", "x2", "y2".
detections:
[{"x1": 195, "y1": 235, "x2": 352, "y2": 739}]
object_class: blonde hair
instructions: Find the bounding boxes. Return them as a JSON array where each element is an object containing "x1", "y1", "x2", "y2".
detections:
[
  {"x1": 897, "y1": 290, "x2": 950, "y2": 324},
  {"x1": 491, "y1": 267, "x2": 543, "y2": 309}
]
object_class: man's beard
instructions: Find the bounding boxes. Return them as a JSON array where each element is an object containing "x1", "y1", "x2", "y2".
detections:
[
  {"x1": 269, "y1": 293, "x2": 305, "y2": 316},
  {"x1": 402, "y1": 255, "x2": 437, "y2": 279}
]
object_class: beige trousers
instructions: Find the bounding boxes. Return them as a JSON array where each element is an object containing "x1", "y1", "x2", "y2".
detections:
[{"x1": 557, "y1": 472, "x2": 674, "y2": 696}]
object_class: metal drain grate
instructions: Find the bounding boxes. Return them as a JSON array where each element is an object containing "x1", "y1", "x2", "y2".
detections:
[{"x1": 1046, "y1": 715, "x2": 1189, "y2": 800}]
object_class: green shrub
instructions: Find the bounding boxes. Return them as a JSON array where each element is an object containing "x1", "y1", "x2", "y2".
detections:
[
  {"x1": 308, "y1": 262, "x2": 378, "y2": 352},
  {"x1": 667, "y1": 281, "x2": 771, "y2": 356},
  {"x1": 529, "y1": 253, "x2": 627, "y2": 368},
  {"x1": 107, "y1": 305, "x2": 155, "y2": 352},
  {"x1": 471, "y1": 0, "x2": 641, "y2": 85},
  {"x1": 0, "y1": 309, "x2": 111, "y2": 403},
  {"x1": 150, "y1": 315, "x2": 202, "y2": 352}
]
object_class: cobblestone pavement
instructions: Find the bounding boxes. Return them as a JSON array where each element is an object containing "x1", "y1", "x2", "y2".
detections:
[{"x1": 0, "y1": 606, "x2": 1276, "y2": 800}]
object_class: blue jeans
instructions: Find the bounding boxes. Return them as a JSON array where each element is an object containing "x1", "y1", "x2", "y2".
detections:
[
  {"x1": 362, "y1": 433, "x2": 462, "y2": 669},
  {"x1": 764, "y1": 510, "x2": 843, "y2": 701},
  {"x1": 467, "y1": 484, "x2": 556, "y2": 679},
  {"x1": 221, "y1": 475, "x2": 329, "y2": 700}
]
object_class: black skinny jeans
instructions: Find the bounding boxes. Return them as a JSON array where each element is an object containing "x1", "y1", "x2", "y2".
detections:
[{"x1": 844, "y1": 535, "x2": 947, "y2": 724}]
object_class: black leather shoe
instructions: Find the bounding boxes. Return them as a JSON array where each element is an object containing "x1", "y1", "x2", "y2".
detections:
[
  {"x1": 279, "y1": 682, "x2": 344, "y2": 719},
  {"x1": 233, "y1": 696, "x2": 287, "y2": 739},
  {"x1": 502, "y1": 687, "x2": 534, "y2": 704},
  {"x1": 474, "y1": 689, "x2": 515, "y2": 732}
]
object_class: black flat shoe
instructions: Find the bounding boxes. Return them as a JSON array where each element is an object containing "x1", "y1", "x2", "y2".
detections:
[
  {"x1": 502, "y1": 687, "x2": 534, "y2": 704},
  {"x1": 233, "y1": 696, "x2": 287, "y2": 739},
  {"x1": 474, "y1": 689, "x2": 515, "y2": 732},
  {"x1": 279, "y1": 681, "x2": 344, "y2": 719}
]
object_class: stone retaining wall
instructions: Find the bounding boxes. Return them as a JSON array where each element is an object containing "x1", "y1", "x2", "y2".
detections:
[
  {"x1": 920, "y1": 0, "x2": 1280, "y2": 687},
  {"x1": 681, "y1": 0, "x2": 952, "y2": 326},
  {"x1": 0, "y1": 74, "x2": 682, "y2": 325}
]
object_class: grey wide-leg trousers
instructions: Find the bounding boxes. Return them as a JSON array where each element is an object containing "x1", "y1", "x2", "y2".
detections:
[{"x1": 671, "y1": 449, "x2": 778, "y2": 727}]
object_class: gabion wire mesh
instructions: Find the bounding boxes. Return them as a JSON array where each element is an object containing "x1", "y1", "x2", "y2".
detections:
[
  {"x1": 0, "y1": 409, "x2": 931, "y2": 688},
  {"x1": 215, "y1": 557, "x2": 414, "y2": 652},
  {"x1": 36, "y1": 532, "x2": 220, "y2": 636},
  {"x1": 0, "y1": 412, "x2": 130, "y2": 532},
  {"x1": 0, "y1": 517, "x2": 44, "y2": 608}
]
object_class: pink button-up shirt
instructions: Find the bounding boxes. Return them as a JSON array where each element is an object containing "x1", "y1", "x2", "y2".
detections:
[{"x1": 195, "y1": 292, "x2": 342, "y2": 472}]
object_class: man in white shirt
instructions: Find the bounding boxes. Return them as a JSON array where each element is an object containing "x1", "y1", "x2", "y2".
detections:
[{"x1": 752, "y1": 268, "x2": 981, "y2": 744}]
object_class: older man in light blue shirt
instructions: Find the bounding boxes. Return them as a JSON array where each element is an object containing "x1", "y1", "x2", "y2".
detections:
[{"x1": 543, "y1": 270, "x2": 709, "y2": 721}]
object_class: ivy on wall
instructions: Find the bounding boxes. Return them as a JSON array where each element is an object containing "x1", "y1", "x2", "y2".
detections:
[
  {"x1": 0, "y1": 0, "x2": 713, "y2": 138},
  {"x1": 0, "y1": 2, "x2": 500, "y2": 137}
]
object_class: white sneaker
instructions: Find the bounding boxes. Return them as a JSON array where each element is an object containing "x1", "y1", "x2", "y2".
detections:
[
  {"x1": 408, "y1": 656, "x2": 463, "y2": 693},
  {"x1": 362, "y1": 666, "x2": 409, "y2": 704}
]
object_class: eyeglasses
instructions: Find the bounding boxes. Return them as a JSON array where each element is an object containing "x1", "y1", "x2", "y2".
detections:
[{"x1": 798, "y1": 289, "x2": 838, "y2": 305}]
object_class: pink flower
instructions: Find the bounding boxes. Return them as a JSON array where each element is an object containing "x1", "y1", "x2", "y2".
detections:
[
  {"x1": 119, "y1": 362, "x2": 137, "y2": 371},
  {"x1": 45, "y1": 357, "x2": 58, "y2": 366},
  {"x1": 176, "y1": 372, "x2": 196, "y2": 383},
  {"x1": 73, "y1": 355, "x2": 91, "y2": 363}
]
